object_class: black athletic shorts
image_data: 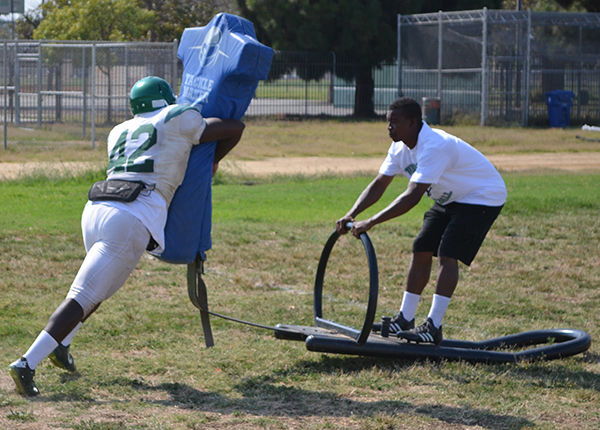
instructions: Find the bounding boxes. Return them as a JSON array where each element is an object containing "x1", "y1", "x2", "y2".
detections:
[{"x1": 412, "y1": 201, "x2": 503, "y2": 266}]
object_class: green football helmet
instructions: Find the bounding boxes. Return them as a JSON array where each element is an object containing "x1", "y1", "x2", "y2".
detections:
[{"x1": 129, "y1": 76, "x2": 176, "y2": 115}]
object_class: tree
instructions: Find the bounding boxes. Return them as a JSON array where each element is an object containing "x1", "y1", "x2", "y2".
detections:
[
  {"x1": 33, "y1": 0, "x2": 154, "y2": 42},
  {"x1": 235, "y1": 0, "x2": 503, "y2": 117},
  {"x1": 140, "y1": 0, "x2": 219, "y2": 42},
  {"x1": 556, "y1": 0, "x2": 598, "y2": 11},
  {"x1": 33, "y1": 0, "x2": 155, "y2": 123},
  {"x1": 15, "y1": 9, "x2": 45, "y2": 40},
  {"x1": 17, "y1": 0, "x2": 233, "y2": 42},
  {"x1": 502, "y1": 1, "x2": 589, "y2": 94},
  {"x1": 501, "y1": 0, "x2": 586, "y2": 10}
]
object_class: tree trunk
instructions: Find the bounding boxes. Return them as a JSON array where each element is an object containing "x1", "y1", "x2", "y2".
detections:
[{"x1": 354, "y1": 64, "x2": 375, "y2": 118}]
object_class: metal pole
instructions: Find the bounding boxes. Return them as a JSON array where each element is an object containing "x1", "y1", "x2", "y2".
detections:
[
  {"x1": 481, "y1": 7, "x2": 488, "y2": 126},
  {"x1": 329, "y1": 51, "x2": 336, "y2": 105},
  {"x1": 14, "y1": 40, "x2": 19, "y2": 127},
  {"x1": 172, "y1": 39, "x2": 178, "y2": 93},
  {"x1": 82, "y1": 46, "x2": 87, "y2": 138},
  {"x1": 304, "y1": 53, "x2": 308, "y2": 119},
  {"x1": 577, "y1": 25, "x2": 582, "y2": 121},
  {"x1": 91, "y1": 43, "x2": 96, "y2": 149},
  {"x1": 10, "y1": 0, "x2": 14, "y2": 38},
  {"x1": 437, "y1": 10, "x2": 442, "y2": 99},
  {"x1": 397, "y1": 14, "x2": 402, "y2": 97},
  {"x1": 3, "y1": 41, "x2": 7, "y2": 149},
  {"x1": 523, "y1": 9, "x2": 532, "y2": 127},
  {"x1": 125, "y1": 44, "x2": 129, "y2": 119},
  {"x1": 37, "y1": 43, "x2": 42, "y2": 128}
]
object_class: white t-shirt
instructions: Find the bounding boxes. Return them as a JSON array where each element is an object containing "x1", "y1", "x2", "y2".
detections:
[
  {"x1": 379, "y1": 121, "x2": 507, "y2": 207},
  {"x1": 88, "y1": 104, "x2": 207, "y2": 253}
]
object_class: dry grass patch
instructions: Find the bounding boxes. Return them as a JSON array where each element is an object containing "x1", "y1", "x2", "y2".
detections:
[{"x1": 2, "y1": 121, "x2": 600, "y2": 166}]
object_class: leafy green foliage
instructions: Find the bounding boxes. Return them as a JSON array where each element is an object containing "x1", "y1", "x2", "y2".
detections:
[
  {"x1": 33, "y1": 0, "x2": 155, "y2": 42},
  {"x1": 140, "y1": 0, "x2": 219, "y2": 42},
  {"x1": 24, "y1": 0, "x2": 229, "y2": 43},
  {"x1": 503, "y1": 0, "x2": 588, "y2": 11},
  {"x1": 236, "y1": 0, "x2": 408, "y2": 116}
]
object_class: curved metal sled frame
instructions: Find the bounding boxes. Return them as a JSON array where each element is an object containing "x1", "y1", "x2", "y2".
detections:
[
  {"x1": 304, "y1": 328, "x2": 591, "y2": 364},
  {"x1": 313, "y1": 228, "x2": 378, "y2": 346},
  {"x1": 277, "y1": 228, "x2": 591, "y2": 363},
  {"x1": 188, "y1": 228, "x2": 591, "y2": 363}
]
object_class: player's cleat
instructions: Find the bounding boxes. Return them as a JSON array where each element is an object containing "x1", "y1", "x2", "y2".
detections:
[
  {"x1": 49, "y1": 344, "x2": 77, "y2": 372},
  {"x1": 397, "y1": 318, "x2": 443, "y2": 345},
  {"x1": 8, "y1": 358, "x2": 39, "y2": 397},
  {"x1": 372, "y1": 312, "x2": 415, "y2": 335}
]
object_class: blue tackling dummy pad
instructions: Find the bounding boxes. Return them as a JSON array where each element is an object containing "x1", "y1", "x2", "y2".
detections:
[{"x1": 150, "y1": 13, "x2": 273, "y2": 264}]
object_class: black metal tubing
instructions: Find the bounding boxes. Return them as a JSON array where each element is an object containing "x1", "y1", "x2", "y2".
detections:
[
  {"x1": 305, "y1": 328, "x2": 592, "y2": 363},
  {"x1": 185, "y1": 225, "x2": 592, "y2": 363},
  {"x1": 313, "y1": 228, "x2": 379, "y2": 346}
]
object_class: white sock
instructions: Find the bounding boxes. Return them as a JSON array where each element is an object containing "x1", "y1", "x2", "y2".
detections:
[
  {"x1": 427, "y1": 294, "x2": 451, "y2": 328},
  {"x1": 22, "y1": 331, "x2": 59, "y2": 370},
  {"x1": 399, "y1": 291, "x2": 421, "y2": 321},
  {"x1": 61, "y1": 322, "x2": 83, "y2": 347}
]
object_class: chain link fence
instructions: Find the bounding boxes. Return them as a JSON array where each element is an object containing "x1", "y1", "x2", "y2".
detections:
[
  {"x1": 0, "y1": 40, "x2": 179, "y2": 146},
  {"x1": 248, "y1": 51, "x2": 397, "y2": 118},
  {"x1": 3, "y1": 10, "x2": 600, "y2": 148},
  {"x1": 0, "y1": 41, "x2": 399, "y2": 148},
  {"x1": 399, "y1": 9, "x2": 600, "y2": 126}
]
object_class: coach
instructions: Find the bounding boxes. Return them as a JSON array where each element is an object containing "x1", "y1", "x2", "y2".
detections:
[{"x1": 336, "y1": 96, "x2": 507, "y2": 345}]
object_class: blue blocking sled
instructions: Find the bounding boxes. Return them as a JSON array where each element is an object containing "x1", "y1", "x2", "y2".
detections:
[{"x1": 150, "y1": 13, "x2": 273, "y2": 264}]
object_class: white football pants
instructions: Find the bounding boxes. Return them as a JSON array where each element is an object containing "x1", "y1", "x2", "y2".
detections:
[{"x1": 66, "y1": 203, "x2": 150, "y2": 315}]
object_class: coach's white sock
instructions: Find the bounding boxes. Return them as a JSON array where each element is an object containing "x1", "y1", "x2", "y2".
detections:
[
  {"x1": 427, "y1": 294, "x2": 451, "y2": 329},
  {"x1": 22, "y1": 331, "x2": 59, "y2": 370},
  {"x1": 399, "y1": 291, "x2": 421, "y2": 321},
  {"x1": 61, "y1": 322, "x2": 82, "y2": 347}
]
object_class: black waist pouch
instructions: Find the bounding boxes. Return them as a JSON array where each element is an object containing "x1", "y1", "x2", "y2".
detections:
[{"x1": 88, "y1": 180, "x2": 146, "y2": 203}]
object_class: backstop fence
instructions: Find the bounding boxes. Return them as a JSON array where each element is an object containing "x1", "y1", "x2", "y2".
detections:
[{"x1": 399, "y1": 8, "x2": 600, "y2": 126}]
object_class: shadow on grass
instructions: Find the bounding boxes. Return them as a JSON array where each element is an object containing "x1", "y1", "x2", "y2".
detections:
[
  {"x1": 498, "y1": 357, "x2": 600, "y2": 392},
  {"x1": 36, "y1": 349, "x2": 597, "y2": 428},
  {"x1": 278, "y1": 353, "x2": 600, "y2": 392},
  {"x1": 112, "y1": 376, "x2": 533, "y2": 430},
  {"x1": 35, "y1": 349, "x2": 595, "y2": 429}
]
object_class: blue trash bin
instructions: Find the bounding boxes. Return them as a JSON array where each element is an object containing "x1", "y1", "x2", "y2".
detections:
[{"x1": 546, "y1": 90, "x2": 575, "y2": 128}]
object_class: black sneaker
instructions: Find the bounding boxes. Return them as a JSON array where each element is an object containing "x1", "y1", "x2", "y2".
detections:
[
  {"x1": 8, "y1": 358, "x2": 39, "y2": 397},
  {"x1": 397, "y1": 318, "x2": 443, "y2": 345},
  {"x1": 372, "y1": 312, "x2": 415, "y2": 335},
  {"x1": 49, "y1": 344, "x2": 77, "y2": 372}
]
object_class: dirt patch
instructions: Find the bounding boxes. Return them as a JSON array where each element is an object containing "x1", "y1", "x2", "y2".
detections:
[
  {"x1": 1, "y1": 153, "x2": 599, "y2": 180},
  {"x1": 219, "y1": 153, "x2": 600, "y2": 176},
  {"x1": 486, "y1": 152, "x2": 600, "y2": 172}
]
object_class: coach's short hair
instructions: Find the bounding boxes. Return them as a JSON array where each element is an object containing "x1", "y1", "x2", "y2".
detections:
[{"x1": 388, "y1": 97, "x2": 422, "y2": 120}]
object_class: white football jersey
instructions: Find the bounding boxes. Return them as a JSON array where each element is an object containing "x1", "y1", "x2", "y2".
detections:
[
  {"x1": 90, "y1": 104, "x2": 207, "y2": 253},
  {"x1": 106, "y1": 105, "x2": 206, "y2": 205},
  {"x1": 379, "y1": 122, "x2": 507, "y2": 207}
]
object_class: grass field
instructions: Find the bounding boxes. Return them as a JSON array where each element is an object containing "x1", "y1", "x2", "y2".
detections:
[
  {"x1": 0, "y1": 123, "x2": 599, "y2": 430},
  {"x1": 2, "y1": 120, "x2": 600, "y2": 164}
]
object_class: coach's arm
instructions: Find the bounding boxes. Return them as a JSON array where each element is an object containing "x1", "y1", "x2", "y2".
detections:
[{"x1": 349, "y1": 180, "x2": 430, "y2": 238}]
